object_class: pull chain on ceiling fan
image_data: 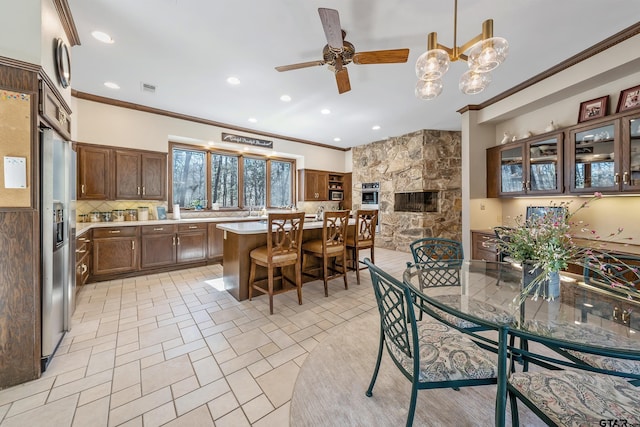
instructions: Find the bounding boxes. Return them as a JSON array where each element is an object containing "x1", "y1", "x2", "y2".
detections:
[{"x1": 275, "y1": 8, "x2": 410, "y2": 94}]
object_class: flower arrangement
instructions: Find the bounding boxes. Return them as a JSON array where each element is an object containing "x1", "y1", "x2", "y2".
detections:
[{"x1": 494, "y1": 192, "x2": 639, "y2": 302}]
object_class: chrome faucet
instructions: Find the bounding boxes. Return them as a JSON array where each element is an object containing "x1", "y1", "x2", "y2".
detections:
[{"x1": 247, "y1": 206, "x2": 253, "y2": 217}]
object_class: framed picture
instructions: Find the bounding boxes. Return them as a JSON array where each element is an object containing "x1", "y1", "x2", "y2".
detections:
[
  {"x1": 156, "y1": 206, "x2": 167, "y2": 220},
  {"x1": 578, "y1": 95, "x2": 608, "y2": 123},
  {"x1": 616, "y1": 84, "x2": 640, "y2": 113}
]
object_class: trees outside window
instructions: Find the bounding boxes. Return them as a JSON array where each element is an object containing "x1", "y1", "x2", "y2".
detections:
[
  {"x1": 171, "y1": 143, "x2": 294, "y2": 209},
  {"x1": 211, "y1": 153, "x2": 239, "y2": 207}
]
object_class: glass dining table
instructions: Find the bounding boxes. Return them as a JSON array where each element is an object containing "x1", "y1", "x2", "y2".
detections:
[{"x1": 403, "y1": 259, "x2": 640, "y2": 427}]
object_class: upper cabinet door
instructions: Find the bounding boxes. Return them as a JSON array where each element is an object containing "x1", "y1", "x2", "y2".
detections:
[
  {"x1": 140, "y1": 152, "x2": 166, "y2": 200},
  {"x1": 78, "y1": 146, "x2": 111, "y2": 200},
  {"x1": 621, "y1": 114, "x2": 640, "y2": 192},
  {"x1": 115, "y1": 150, "x2": 141, "y2": 199},
  {"x1": 498, "y1": 144, "x2": 526, "y2": 196},
  {"x1": 526, "y1": 133, "x2": 563, "y2": 195},
  {"x1": 568, "y1": 120, "x2": 620, "y2": 194}
]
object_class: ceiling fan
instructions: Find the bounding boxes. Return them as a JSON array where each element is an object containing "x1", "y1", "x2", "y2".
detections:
[{"x1": 275, "y1": 8, "x2": 410, "y2": 94}]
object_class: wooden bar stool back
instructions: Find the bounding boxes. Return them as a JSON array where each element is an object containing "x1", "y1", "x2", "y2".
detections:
[
  {"x1": 346, "y1": 209, "x2": 378, "y2": 284},
  {"x1": 302, "y1": 210, "x2": 349, "y2": 297},
  {"x1": 248, "y1": 212, "x2": 305, "y2": 314}
]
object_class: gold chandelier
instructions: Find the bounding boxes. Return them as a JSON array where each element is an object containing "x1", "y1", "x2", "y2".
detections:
[{"x1": 415, "y1": 0, "x2": 508, "y2": 100}]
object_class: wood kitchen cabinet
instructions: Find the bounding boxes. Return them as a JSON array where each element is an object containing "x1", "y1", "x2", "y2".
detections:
[
  {"x1": 115, "y1": 149, "x2": 166, "y2": 200},
  {"x1": 471, "y1": 230, "x2": 498, "y2": 262},
  {"x1": 75, "y1": 235, "x2": 91, "y2": 290},
  {"x1": 140, "y1": 225, "x2": 177, "y2": 268},
  {"x1": 77, "y1": 145, "x2": 111, "y2": 200},
  {"x1": 298, "y1": 169, "x2": 329, "y2": 201},
  {"x1": 92, "y1": 227, "x2": 139, "y2": 276},
  {"x1": 487, "y1": 132, "x2": 563, "y2": 197},
  {"x1": 177, "y1": 223, "x2": 207, "y2": 263},
  {"x1": 140, "y1": 223, "x2": 206, "y2": 269}
]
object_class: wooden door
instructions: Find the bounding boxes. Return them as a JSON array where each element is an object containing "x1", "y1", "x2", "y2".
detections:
[
  {"x1": 115, "y1": 150, "x2": 141, "y2": 199},
  {"x1": 141, "y1": 152, "x2": 166, "y2": 200},
  {"x1": 78, "y1": 146, "x2": 111, "y2": 200},
  {"x1": 177, "y1": 230, "x2": 207, "y2": 263},
  {"x1": 92, "y1": 237, "x2": 138, "y2": 275},
  {"x1": 141, "y1": 233, "x2": 176, "y2": 268}
]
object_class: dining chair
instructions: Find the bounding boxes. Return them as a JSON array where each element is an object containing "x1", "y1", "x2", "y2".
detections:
[
  {"x1": 364, "y1": 258, "x2": 498, "y2": 427},
  {"x1": 248, "y1": 212, "x2": 305, "y2": 315},
  {"x1": 506, "y1": 324, "x2": 640, "y2": 427},
  {"x1": 493, "y1": 226, "x2": 514, "y2": 263},
  {"x1": 302, "y1": 210, "x2": 349, "y2": 297},
  {"x1": 345, "y1": 209, "x2": 378, "y2": 284}
]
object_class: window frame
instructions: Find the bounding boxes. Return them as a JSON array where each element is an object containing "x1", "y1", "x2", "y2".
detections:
[{"x1": 169, "y1": 142, "x2": 296, "y2": 211}]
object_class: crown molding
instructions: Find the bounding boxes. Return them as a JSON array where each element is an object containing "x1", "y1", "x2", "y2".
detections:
[{"x1": 53, "y1": 0, "x2": 81, "y2": 46}]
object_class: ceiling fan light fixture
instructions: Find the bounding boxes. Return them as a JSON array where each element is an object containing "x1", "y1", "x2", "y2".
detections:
[
  {"x1": 467, "y1": 37, "x2": 508, "y2": 73},
  {"x1": 415, "y1": 49, "x2": 450, "y2": 81},
  {"x1": 459, "y1": 70, "x2": 491, "y2": 95},
  {"x1": 415, "y1": 78, "x2": 443, "y2": 100}
]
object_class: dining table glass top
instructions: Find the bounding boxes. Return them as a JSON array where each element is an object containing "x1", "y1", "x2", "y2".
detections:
[{"x1": 403, "y1": 260, "x2": 639, "y2": 352}]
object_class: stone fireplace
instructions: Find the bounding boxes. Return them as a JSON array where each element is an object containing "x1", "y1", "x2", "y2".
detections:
[{"x1": 351, "y1": 129, "x2": 462, "y2": 251}]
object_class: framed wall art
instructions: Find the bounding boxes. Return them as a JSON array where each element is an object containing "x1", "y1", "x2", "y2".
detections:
[
  {"x1": 616, "y1": 84, "x2": 640, "y2": 113},
  {"x1": 578, "y1": 95, "x2": 608, "y2": 123}
]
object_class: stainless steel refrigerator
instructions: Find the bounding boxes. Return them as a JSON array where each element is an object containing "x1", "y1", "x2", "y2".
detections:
[{"x1": 40, "y1": 127, "x2": 75, "y2": 370}]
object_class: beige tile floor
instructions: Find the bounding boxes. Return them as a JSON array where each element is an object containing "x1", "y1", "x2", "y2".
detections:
[{"x1": 0, "y1": 248, "x2": 413, "y2": 427}]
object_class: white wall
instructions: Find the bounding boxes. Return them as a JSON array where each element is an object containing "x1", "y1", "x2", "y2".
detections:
[
  {"x1": 73, "y1": 98, "x2": 348, "y2": 172},
  {"x1": 40, "y1": 0, "x2": 72, "y2": 105}
]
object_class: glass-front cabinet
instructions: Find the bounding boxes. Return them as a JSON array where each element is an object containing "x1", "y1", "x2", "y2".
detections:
[
  {"x1": 621, "y1": 113, "x2": 640, "y2": 192},
  {"x1": 569, "y1": 120, "x2": 619, "y2": 193},
  {"x1": 497, "y1": 133, "x2": 563, "y2": 196}
]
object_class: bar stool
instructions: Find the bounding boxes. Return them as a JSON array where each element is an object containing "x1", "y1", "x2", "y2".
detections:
[
  {"x1": 302, "y1": 210, "x2": 349, "y2": 297},
  {"x1": 248, "y1": 212, "x2": 305, "y2": 315},
  {"x1": 346, "y1": 209, "x2": 378, "y2": 284}
]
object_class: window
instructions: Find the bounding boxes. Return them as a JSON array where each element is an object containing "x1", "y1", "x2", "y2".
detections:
[
  {"x1": 170, "y1": 143, "x2": 295, "y2": 209},
  {"x1": 270, "y1": 160, "x2": 292, "y2": 207},
  {"x1": 211, "y1": 153, "x2": 239, "y2": 207},
  {"x1": 172, "y1": 148, "x2": 206, "y2": 208}
]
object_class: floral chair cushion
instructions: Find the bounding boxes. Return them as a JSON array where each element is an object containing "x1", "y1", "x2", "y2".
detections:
[
  {"x1": 509, "y1": 370, "x2": 640, "y2": 426},
  {"x1": 429, "y1": 295, "x2": 516, "y2": 329},
  {"x1": 388, "y1": 319, "x2": 497, "y2": 382},
  {"x1": 521, "y1": 320, "x2": 640, "y2": 375}
]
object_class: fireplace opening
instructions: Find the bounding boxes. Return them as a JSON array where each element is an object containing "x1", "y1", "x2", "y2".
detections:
[{"x1": 394, "y1": 191, "x2": 438, "y2": 213}]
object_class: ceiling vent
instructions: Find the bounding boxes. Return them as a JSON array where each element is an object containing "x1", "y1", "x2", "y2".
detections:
[{"x1": 141, "y1": 82, "x2": 156, "y2": 93}]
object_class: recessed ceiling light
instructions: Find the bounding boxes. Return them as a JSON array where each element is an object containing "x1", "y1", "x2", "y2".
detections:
[
  {"x1": 280, "y1": 95, "x2": 292, "y2": 102},
  {"x1": 248, "y1": 118, "x2": 257, "y2": 123},
  {"x1": 208, "y1": 141, "x2": 215, "y2": 146},
  {"x1": 372, "y1": 125, "x2": 381, "y2": 130},
  {"x1": 333, "y1": 137, "x2": 341, "y2": 142},
  {"x1": 321, "y1": 108, "x2": 331, "y2": 115},
  {"x1": 104, "y1": 81, "x2": 120, "y2": 89},
  {"x1": 226, "y1": 77, "x2": 240, "y2": 85},
  {"x1": 91, "y1": 31, "x2": 114, "y2": 44}
]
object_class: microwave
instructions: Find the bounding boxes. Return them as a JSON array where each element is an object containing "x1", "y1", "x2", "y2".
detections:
[{"x1": 330, "y1": 190, "x2": 344, "y2": 201}]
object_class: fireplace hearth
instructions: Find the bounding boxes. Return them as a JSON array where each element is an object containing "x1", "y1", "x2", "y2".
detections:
[{"x1": 394, "y1": 191, "x2": 438, "y2": 212}]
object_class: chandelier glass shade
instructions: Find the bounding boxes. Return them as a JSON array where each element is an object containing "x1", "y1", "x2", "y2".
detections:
[
  {"x1": 415, "y1": 78, "x2": 444, "y2": 100},
  {"x1": 415, "y1": 0, "x2": 508, "y2": 100}
]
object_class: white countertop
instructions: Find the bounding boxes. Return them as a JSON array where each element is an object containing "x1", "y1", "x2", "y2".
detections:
[
  {"x1": 76, "y1": 216, "x2": 262, "y2": 236},
  {"x1": 217, "y1": 218, "x2": 353, "y2": 235}
]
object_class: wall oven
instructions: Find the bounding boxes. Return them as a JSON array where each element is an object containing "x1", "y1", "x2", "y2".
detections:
[{"x1": 361, "y1": 182, "x2": 380, "y2": 233}]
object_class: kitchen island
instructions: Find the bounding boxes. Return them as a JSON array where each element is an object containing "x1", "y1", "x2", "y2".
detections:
[{"x1": 217, "y1": 219, "x2": 354, "y2": 301}]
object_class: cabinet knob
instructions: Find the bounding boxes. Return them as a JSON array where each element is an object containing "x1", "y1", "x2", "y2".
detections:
[
  {"x1": 76, "y1": 249, "x2": 86, "y2": 254},
  {"x1": 188, "y1": 225, "x2": 197, "y2": 229},
  {"x1": 142, "y1": 186, "x2": 146, "y2": 196},
  {"x1": 614, "y1": 173, "x2": 620, "y2": 184},
  {"x1": 109, "y1": 230, "x2": 121, "y2": 234},
  {"x1": 172, "y1": 236, "x2": 176, "y2": 246},
  {"x1": 153, "y1": 227, "x2": 164, "y2": 231},
  {"x1": 131, "y1": 240, "x2": 135, "y2": 250},
  {"x1": 137, "y1": 186, "x2": 141, "y2": 195},
  {"x1": 623, "y1": 171, "x2": 629, "y2": 184},
  {"x1": 177, "y1": 237, "x2": 180, "y2": 245},
  {"x1": 81, "y1": 264, "x2": 88, "y2": 274},
  {"x1": 81, "y1": 184, "x2": 85, "y2": 194}
]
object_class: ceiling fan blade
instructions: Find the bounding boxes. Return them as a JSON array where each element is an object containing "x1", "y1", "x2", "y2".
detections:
[
  {"x1": 318, "y1": 8, "x2": 343, "y2": 50},
  {"x1": 275, "y1": 60, "x2": 325, "y2": 72},
  {"x1": 352, "y1": 48, "x2": 410, "y2": 64},
  {"x1": 335, "y1": 67, "x2": 351, "y2": 94}
]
